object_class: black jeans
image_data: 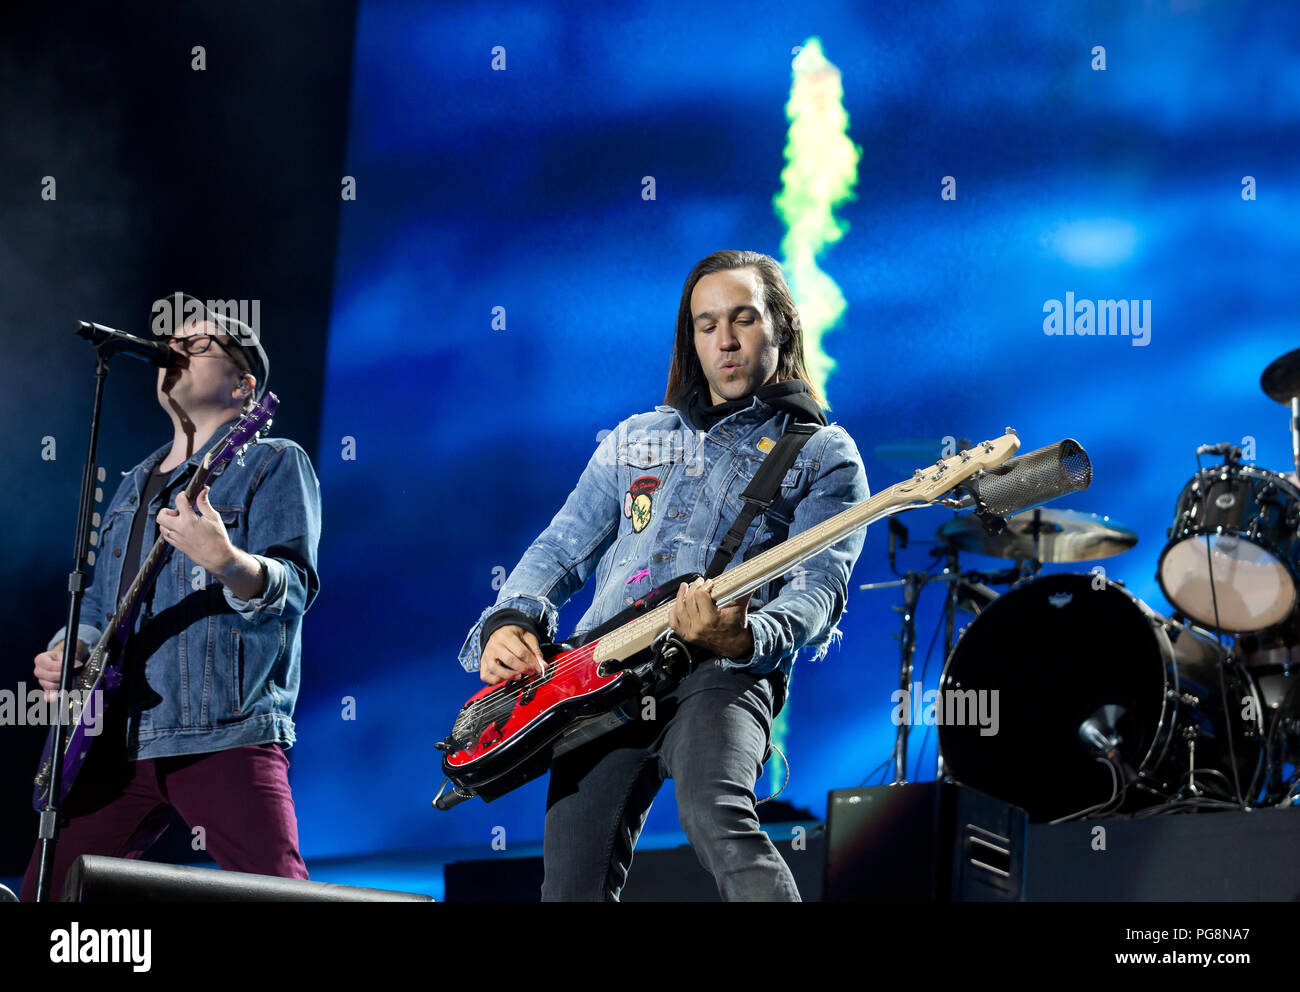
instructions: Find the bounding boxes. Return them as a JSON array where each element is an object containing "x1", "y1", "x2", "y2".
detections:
[{"x1": 540, "y1": 661, "x2": 799, "y2": 901}]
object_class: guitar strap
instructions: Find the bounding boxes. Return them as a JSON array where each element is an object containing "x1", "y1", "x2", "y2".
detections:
[{"x1": 704, "y1": 420, "x2": 819, "y2": 580}]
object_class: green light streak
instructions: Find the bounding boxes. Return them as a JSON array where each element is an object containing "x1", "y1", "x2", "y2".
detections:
[{"x1": 766, "y1": 37, "x2": 860, "y2": 798}]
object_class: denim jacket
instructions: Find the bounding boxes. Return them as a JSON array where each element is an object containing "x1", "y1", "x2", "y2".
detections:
[
  {"x1": 49, "y1": 426, "x2": 322, "y2": 761},
  {"x1": 457, "y1": 396, "x2": 869, "y2": 700}
]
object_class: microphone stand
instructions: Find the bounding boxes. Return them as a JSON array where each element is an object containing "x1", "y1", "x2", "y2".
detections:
[
  {"x1": 34, "y1": 346, "x2": 115, "y2": 902},
  {"x1": 935, "y1": 542, "x2": 960, "y2": 780},
  {"x1": 862, "y1": 519, "x2": 969, "y2": 786}
]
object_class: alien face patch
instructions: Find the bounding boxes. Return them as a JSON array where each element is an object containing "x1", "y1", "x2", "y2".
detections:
[{"x1": 624, "y1": 475, "x2": 661, "y2": 533}]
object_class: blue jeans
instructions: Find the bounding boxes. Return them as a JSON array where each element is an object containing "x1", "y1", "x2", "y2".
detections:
[{"x1": 540, "y1": 662, "x2": 799, "y2": 901}]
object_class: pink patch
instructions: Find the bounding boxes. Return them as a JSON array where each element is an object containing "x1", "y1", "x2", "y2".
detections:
[{"x1": 625, "y1": 567, "x2": 651, "y2": 585}]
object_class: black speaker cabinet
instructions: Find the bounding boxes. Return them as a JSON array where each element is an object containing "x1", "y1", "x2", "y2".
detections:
[
  {"x1": 63, "y1": 855, "x2": 435, "y2": 902},
  {"x1": 824, "y1": 781, "x2": 1026, "y2": 901}
]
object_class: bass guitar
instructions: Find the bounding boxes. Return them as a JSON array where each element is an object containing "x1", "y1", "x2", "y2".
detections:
[{"x1": 434, "y1": 429, "x2": 1086, "y2": 810}]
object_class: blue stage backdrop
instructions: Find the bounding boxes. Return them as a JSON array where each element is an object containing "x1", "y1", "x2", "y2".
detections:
[{"x1": 292, "y1": 0, "x2": 1300, "y2": 859}]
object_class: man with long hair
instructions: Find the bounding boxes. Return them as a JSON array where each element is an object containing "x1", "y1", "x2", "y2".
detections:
[{"x1": 458, "y1": 250, "x2": 867, "y2": 900}]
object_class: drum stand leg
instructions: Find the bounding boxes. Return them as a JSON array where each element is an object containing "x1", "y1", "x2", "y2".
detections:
[
  {"x1": 889, "y1": 572, "x2": 925, "y2": 785},
  {"x1": 1290, "y1": 396, "x2": 1300, "y2": 478},
  {"x1": 1179, "y1": 728, "x2": 1205, "y2": 800},
  {"x1": 935, "y1": 547, "x2": 961, "y2": 782},
  {"x1": 1265, "y1": 715, "x2": 1298, "y2": 804}
]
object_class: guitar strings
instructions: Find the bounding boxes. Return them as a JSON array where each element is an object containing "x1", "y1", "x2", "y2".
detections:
[
  {"x1": 462, "y1": 619, "x2": 648, "y2": 731},
  {"x1": 458, "y1": 592, "x2": 692, "y2": 734}
]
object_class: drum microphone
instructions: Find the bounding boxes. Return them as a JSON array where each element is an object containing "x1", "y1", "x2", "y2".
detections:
[
  {"x1": 965, "y1": 438, "x2": 1093, "y2": 517},
  {"x1": 1195, "y1": 442, "x2": 1242, "y2": 462},
  {"x1": 74, "y1": 321, "x2": 179, "y2": 367}
]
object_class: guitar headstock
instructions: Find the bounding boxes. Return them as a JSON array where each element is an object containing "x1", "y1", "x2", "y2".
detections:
[
  {"x1": 893, "y1": 428, "x2": 1021, "y2": 503},
  {"x1": 202, "y1": 391, "x2": 280, "y2": 473}
]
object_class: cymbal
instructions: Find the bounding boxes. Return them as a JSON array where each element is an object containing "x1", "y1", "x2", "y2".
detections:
[
  {"x1": 937, "y1": 508, "x2": 1138, "y2": 563},
  {"x1": 1261, "y1": 348, "x2": 1300, "y2": 405}
]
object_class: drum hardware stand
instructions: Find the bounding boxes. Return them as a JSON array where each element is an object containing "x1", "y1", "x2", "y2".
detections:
[
  {"x1": 861, "y1": 517, "x2": 982, "y2": 786},
  {"x1": 1191, "y1": 446, "x2": 1250, "y2": 807},
  {"x1": 1178, "y1": 726, "x2": 1206, "y2": 799},
  {"x1": 888, "y1": 569, "x2": 924, "y2": 785},
  {"x1": 1290, "y1": 396, "x2": 1300, "y2": 478},
  {"x1": 873, "y1": 565, "x2": 983, "y2": 785},
  {"x1": 936, "y1": 543, "x2": 959, "y2": 782},
  {"x1": 1025, "y1": 507, "x2": 1047, "y2": 571},
  {"x1": 1253, "y1": 668, "x2": 1300, "y2": 805}
]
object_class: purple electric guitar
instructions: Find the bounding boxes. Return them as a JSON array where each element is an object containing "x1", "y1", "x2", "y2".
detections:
[{"x1": 32, "y1": 393, "x2": 279, "y2": 809}]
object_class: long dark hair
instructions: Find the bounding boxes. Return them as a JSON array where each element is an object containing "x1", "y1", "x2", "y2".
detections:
[{"x1": 663, "y1": 250, "x2": 825, "y2": 409}]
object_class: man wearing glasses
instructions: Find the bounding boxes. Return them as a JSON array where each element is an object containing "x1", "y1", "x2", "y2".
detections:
[{"x1": 21, "y1": 294, "x2": 322, "y2": 900}]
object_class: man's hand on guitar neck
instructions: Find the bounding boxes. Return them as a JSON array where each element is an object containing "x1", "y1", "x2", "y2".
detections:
[
  {"x1": 481, "y1": 625, "x2": 548, "y2": 685},
  {"x1": 34, "y1": 640, "x2": 90, "y2": 700},
  {"x1": 668, "y1": 577, "x2": 755, "y2": 662},
  {"x1": 157, "y1": 486, "x2": 266, "y2": 600}
]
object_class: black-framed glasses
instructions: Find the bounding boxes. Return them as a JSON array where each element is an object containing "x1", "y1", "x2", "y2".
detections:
[{"x1": 171, "y1": 333, "x2": 241, "y2": 365}]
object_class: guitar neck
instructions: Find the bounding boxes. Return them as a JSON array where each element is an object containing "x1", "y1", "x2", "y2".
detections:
[
  {"x1": 86, "y1": 460, "x2": 213, "y2": 676},
  {"x1": 591, "y1": 478, "x2": 928, "y2": 663}
]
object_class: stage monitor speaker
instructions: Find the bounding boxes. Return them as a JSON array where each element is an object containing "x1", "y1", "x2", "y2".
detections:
[
  {"x1": 63, "y1": 856, "x2": 435, "y2": 902},
  {"x1": 824, "y1": 781, "x2": 1026, "y2": 901}
]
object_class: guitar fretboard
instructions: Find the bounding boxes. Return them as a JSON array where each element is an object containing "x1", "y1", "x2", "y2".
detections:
[
  {"x1": 589, "y1": 452, "x2": 985, "y2": 663},
  {"x1": 82, "y1": 454, "x2": 215, "y2": 688}
]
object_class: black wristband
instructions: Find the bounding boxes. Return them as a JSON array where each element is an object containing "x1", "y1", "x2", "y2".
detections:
[{"x1": 480, "y1": 608, "x2": 544, "y2": 653}]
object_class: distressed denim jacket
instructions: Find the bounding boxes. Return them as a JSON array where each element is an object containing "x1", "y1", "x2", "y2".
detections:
[
  {"x1": 457, "y1": 396, "x2": 869, "y2": 700},
  {"x1": 49, "y1": 427, "x2": 322, "y2": 760}
]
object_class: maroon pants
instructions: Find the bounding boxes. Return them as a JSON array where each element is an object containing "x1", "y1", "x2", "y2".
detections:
[{"x1": 21, "y1": 742, "x2": 307, "y2": 901}]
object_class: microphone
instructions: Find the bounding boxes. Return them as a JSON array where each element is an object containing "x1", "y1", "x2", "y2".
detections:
[
  {"x1": 966, "y1": 438, "x2": 1092, "y2": 516},
  {"x1": 1196, "y1": 441, "x2": 1242, "y2": 463},
  {"x1": 74, "y1": 321, "x2": 179, "y2": 367}
]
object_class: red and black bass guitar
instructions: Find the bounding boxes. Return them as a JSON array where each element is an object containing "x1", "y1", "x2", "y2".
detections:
[
  {"x1": 33, "y1": 393, "x2": 278, "y2": 808},
  {"x1": 435, "y1": 429, "x2": 1049, "y2": 810}
]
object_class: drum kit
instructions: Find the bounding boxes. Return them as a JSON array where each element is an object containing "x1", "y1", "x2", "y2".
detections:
[{"x1": 868, "y1": 347, "x2": 1300, "y2": 823}]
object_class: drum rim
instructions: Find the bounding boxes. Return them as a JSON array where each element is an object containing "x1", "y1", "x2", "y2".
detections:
[{"x1": 1175, "y1": 462, "x2": 1300, "y2": 499}]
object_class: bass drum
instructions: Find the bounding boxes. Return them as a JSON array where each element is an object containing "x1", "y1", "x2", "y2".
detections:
[{"x1": 937, "y1": 573, "x2": 1263, "y2": 822}]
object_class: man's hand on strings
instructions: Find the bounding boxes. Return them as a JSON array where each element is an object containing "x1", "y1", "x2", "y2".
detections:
[{"x1": 481, "y1": 624, "x2": 548, "y2": 685}]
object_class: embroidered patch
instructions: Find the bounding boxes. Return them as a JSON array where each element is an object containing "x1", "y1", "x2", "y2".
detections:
[
  {"x1": 625, "y1": 567, "x2": 650, "y2": 585},
  {"x1": 626, "y1": 475, "x2": 660, "y2": 533},
  {"x1": 757, "y1": 437, "x2": 776, "y2": 453}
]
